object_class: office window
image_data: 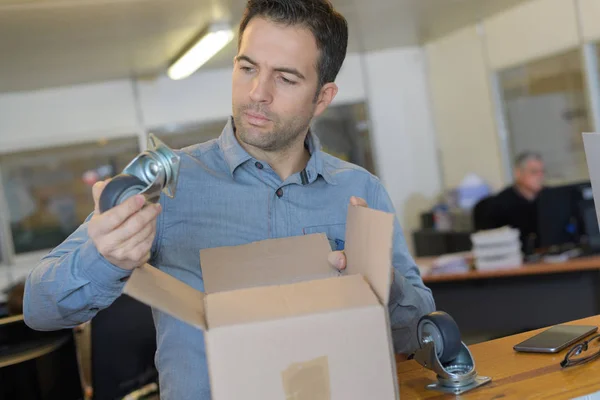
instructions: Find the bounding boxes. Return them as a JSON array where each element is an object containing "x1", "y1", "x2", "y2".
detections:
[
  {"x1": 0, "y1": 137, "x2": 140, "y2": 254},
  {"x1": 151, "y1": 119, "x2": 226, "y2": 150},
  {"x1": 311, "y1": 102, "x2": 377, "y2": 175},
  {"x1": 498, "y1": 49, "x2": 593, "y2": 184}
]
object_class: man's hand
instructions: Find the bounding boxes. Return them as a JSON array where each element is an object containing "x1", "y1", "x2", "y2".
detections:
[
  {"x1": 327, "y1": 196, "x2": 368, "y2": 271},
  {"x1": 87, "y1": 179, "x2": 162, "y2": 271}
]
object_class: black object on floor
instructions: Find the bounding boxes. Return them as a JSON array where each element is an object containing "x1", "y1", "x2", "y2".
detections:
[
  {"x1": 0, "y1": 316, "x2": 83, "y2": 400},
  {"x1": 91, "y1": 295, "x2": 158, "y2": 400}
]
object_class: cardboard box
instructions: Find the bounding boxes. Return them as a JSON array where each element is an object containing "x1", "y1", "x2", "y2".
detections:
[{"x1": 123, "y1": 205, "x2": 399, "y2": 400}]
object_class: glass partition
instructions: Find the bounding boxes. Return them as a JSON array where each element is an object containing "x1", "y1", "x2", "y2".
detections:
[
  {"x1": 152, "y1": 101, "x2": 377, "y2": 174},
  {"x1": 497, "y1": 49, "x2": 593, "y2": 184},
  {"x1": 0, "y1": 137, "x2": 140, "y2": 254}
]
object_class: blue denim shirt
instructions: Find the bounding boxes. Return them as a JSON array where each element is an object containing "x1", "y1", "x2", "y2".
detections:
[{"x1": 24, "y1": 117, "x2": 435, "y2": 400}]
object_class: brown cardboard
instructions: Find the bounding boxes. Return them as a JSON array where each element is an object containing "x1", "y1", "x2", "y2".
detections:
[
  {"x1": 123, "y1": 204, "x2": 398, "y2": 399},
  {"x1": 344, "y1": 204, "x2": 394, "y2": 304},
  {"x1": 200, "y1": 233, "x2": 336, "y2": 294},
  {"x1": 205, "y1": 304, "x2": 396, "y2": 399},
  {"x1": 124, "y1": 262, "x2": 207, "y2": 330},
  {"x1": 584, "y1": 132, "x2": 600, "y2": 228},
  {"x1": 205, "y1": 274, "x2": 379, "y2": 328}
]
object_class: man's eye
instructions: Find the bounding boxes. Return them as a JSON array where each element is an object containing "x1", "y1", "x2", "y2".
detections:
[
  {"x1": 280, "y1": 76, "x2": 297, "y2": 85},
  {"x1": 240, "y1": 66, "x2": 254, "y2": 73}
]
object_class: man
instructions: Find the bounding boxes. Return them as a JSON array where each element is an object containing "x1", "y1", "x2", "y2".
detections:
[
  {"x1": 23, "y1": 1, "x2": 435, "y2": 398},
  {"x1": 484, "y1": 151, "x2": 545, "y2": 250}
]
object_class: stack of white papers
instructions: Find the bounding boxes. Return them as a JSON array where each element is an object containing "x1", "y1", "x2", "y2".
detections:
[{"x1": 470, "y1": 227, "x2": 522, "y2": 270}]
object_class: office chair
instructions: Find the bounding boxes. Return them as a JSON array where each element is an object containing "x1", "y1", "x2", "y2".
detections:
[
  {"x1": 75, "y1": 295, "x2": 158, "y2": 400},
  {"x1": 0, "y1": 315, "x2": 83, "y2": 400}
]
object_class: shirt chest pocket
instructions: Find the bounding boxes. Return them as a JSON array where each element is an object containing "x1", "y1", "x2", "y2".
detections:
[{"x1": 302, "y1": 223, "x2": 346, "y2": 251}]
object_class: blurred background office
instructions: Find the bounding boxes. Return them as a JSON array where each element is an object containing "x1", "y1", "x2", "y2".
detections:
[{"x1": 1, "y1": 0, "x2": 600, "y2": 399}]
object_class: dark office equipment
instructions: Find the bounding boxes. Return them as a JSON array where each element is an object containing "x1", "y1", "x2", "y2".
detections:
[
  {"x1": 420, "y1": 212, "x2": 435, "y2": 230},
  {"x1": 91, "y1": 295, "x2": 158, "y2": 400},
  {"x1": 413, "y1": 230, "x2": 473, "y2": 257},
  {"x1": 0, "y1": 316, "x2": 83, "y2": 400},
  {"x1": 576, "y1": 186, "x2": 600, "y2": 251},
  {"x1": 537, "y1": 182, "x2": 599, "y2": 250},
  {"x1": 537, "y1": 185, "x2": 576, "y2": 248}
]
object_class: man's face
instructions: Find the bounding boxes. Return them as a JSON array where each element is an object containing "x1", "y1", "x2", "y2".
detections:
[
  {"x1": 232, "y1": 17, "x2": 336, "y2": 152},
  {"x1": 515, "y1": 158, "x2": 545, "y2": 194}
]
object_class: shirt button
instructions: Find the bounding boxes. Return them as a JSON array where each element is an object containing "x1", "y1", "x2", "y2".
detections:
[
  {"x1": 276, "y1": 188, "x2": 283, "y2": 198},
  {"x1": 255, "y1": 162, "x2": 264, "y2": 170}
]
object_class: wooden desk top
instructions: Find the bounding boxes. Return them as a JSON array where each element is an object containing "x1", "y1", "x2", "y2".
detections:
[
  {"x1": 421, "y1": 255, "x2": 600, "y2": 283},
  {"x1": 397, "y1": 315, "x2": 600, "y2": 399}
]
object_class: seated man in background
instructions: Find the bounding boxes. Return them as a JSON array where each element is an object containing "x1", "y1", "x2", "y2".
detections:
[{"x1": 481, "y1": 151, "x2": 545, "y2": 251}]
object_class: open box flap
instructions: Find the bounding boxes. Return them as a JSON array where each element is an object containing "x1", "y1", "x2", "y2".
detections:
[
  {"x1": 199, "y1": 233, "x2": 336, "y2": 294},
  {"x1": 123, "y1": 264, "x2": 207, "y2": 330},
  {"x1": 344, "y1": 205, "x2": 395, "y2": 305},
  {"x1": 584, "y1": 133, "x2": 600, "y2": 228},
  {"x1": 205, "y1": 274, "x2": 380, "y2": 329}
]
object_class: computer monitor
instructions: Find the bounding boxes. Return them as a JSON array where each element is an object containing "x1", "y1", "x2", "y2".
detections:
[
  {"x1": 537, "y1": 181, "x2": 598, "y2": 249},
  {"x1": 576, "y1": 185, "x2": 600, "y2": 250}
]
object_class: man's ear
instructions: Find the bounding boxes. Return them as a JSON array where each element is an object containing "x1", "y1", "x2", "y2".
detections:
[{"x1": 313, "y1": 82, "x2": 338, "y2": 118}]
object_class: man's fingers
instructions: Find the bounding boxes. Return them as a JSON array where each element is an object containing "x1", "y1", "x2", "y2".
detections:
[
  {"x1": 328, "y1": 251, "x2": 346, "y2": 270},
  {"x1": 96, "y1": 195, "x2": 146, "y2": 234},
  {"x1": 116, "y1": 220, "x2": 156, "y2": 259},
  {"x1": 117, "y1": 218, "x2": 156, "y2": 253},
  {"x1": 350, "y1": 196, "x2": 368, "y2": 208},
  {"x1": 108, "y1": 203, "x2": 161, "y2": 244}
]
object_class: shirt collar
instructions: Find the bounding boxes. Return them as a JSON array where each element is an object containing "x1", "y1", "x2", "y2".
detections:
[
  {"x1": 218, "y1": 117, "x2": 252, "y2": 175},
  {"x1": 303, "y1": 127, "x2": 337, "y2": 185},
  {"x1": 218, "y1": 116, "x2": 337, "y2": 185}
]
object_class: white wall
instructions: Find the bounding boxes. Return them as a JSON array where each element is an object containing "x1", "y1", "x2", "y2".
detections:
[
  {"x1": 363, "y1": 47, "x2": 441, "y2": 250},
  {"x1": 426, "y1": 26, "x2": 505, "y2": 190},
  {"x1": 0, "y1": 81, "x2": 141, "y2": 153},
  {"x1": 484, "y1": 0, "x2": 580, "y2": 70},
  {"x1": 578, "y1": 0, "x2": 600, "y2": 42}
]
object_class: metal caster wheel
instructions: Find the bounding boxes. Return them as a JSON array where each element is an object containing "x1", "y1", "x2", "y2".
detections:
[
  {"x1": 418, "y1": 311, "x2": 462, "y2": 364},
  {"x1": 98, "y1": 134, "x2": 180, "y2": 213},
  {"x1": 99, "y1": 174, "x2": 146, "y2": 213},
  {"x1": 412, "y1": 311, "x2": 492, "y2": 395}
]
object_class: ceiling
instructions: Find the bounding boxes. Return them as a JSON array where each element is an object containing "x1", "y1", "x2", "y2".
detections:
[{"x1": 0, "y1": 0, "x2": 528, "y2": 93}]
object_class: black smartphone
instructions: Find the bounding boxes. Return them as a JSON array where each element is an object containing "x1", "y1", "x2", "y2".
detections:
[{"x1": 513, "y1": 325, "x2": 598, "y2": 353}]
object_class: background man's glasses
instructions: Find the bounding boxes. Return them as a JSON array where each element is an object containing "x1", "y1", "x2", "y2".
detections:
[{"x1": 561, "y1": 334, "x2": 600, "y2": 368}]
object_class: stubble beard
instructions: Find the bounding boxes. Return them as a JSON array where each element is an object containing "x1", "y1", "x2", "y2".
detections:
[{"x1": 233, "y1": 104, "x2": 314, "y2": 153}]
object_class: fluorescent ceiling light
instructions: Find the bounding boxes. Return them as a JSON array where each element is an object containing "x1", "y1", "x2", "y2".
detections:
[{"x1": 168, "y1": 22, "x2": 234, "y2": 81}]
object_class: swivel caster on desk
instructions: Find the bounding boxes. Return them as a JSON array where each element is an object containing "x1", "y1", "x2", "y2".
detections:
[
  {"x1": 412, "y1": 311, "x2": 492, "y2": 395},
  {"x1": 99, "y1": 134, "x2": 180, "y2": 213}
]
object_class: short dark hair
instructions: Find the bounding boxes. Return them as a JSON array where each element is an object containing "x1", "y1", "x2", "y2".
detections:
[
  {"x1": 238, "y1": 0, "x2": 348, "y2": 90},
  {"x1": 514, "y1": 151, "x2": 543, "y2": 168}
]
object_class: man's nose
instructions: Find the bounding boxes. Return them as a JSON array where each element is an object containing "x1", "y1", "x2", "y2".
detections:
[{"x1": 249, "y1": 75, "x2": 273, "y2": 104}]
